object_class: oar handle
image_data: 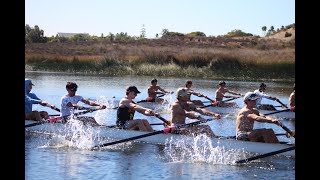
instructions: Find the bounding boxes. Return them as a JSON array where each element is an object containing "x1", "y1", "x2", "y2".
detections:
[
  {"x1": 279, "y1": 124, "x2": 295, "y2": 138},
  {"x1": 155, "y1": 115, "x2": 170, "y2": 125},
  {"x1": 276, "y1": 99, "x2": 288, "y2": 108},
  {"x1": 51, "y1": 106, "x2": 60, "y2": 112}
]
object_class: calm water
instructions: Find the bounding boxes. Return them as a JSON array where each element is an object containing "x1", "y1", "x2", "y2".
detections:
[{"x1": 25, "y1": 71, "x2": 295, "y2": 180}]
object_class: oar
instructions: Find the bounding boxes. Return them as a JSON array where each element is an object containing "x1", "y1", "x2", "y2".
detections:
[
  {"x1": 262, "y1": 109, "x2": 295, "y2": 138},
  {"x1": 48, "y1": 105, "x2": 60, "y2": 112},
  {"x1": 263, "y1": 108, "x2": 291, "y2": 116},
  {"x1": 234, "y1": 146, "x2": 295, "y2": 164},
  {"x1": 276, "y1": 99, "x2": 288, "y2": 108},
  {"x1": 25, "y1": 107, "x2": 104, "y2": 128},
  {"x1": 136, "y1": 93, "x2": 169, "y2": 103},
  {"x1": 199, "y1": 97, "x2": 239, "y2": 108},
  {"x1": 91, "y1": 117, "x2": 215, "y2": 149}
]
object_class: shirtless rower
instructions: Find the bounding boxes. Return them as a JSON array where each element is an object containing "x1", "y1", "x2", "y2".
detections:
[
  {"x1": 236, "y1": 92, "x2": 283, "y2": 143},
  {"x1": 146, "y1": 78, "x2": 172, "y2": 103},
  {"x1": 169, "y1": 88, "x2": 221, "y2": 137},
  {"x1": 215, "y1": 81, "x2": 242, "y2": 107},
  {"x1": 184, "y1": 80, "x2": 207, "y2": 106}
]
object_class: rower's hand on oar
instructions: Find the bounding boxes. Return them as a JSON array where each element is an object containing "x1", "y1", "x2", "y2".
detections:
[
  {"x1": 271, "y1": 118, "x2": 283, "y2": 127},
  {"x1": 144, "y1": 109, "x2": 157, "y2": 116},
  {"x1": 39, "y1": 100, "x2": 49, "y2": 106},
  {"x1": 99, "y1": 104, "x2": 107, "y2": 109},
  {"x1": 213, "y1": 113, "x2": 221, "y2": 119},
  {"x1": 211, "y1": 101, "x2": 220, "y2": 106},
  {"x1": 290, "y1": 106, "x2": 295, "y2": 112},
  {"x1": 286, "y1": 130, "x2": 295, "y2": 138}
]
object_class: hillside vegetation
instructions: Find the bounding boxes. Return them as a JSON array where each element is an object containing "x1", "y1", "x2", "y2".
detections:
[{"x1": 25, "y1": 25, "x2": 295, "y2": 82}]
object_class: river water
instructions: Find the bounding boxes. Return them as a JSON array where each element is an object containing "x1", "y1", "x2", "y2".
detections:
[{"x1": 25, "y1": 71, "x2": 295, "y2": 180}]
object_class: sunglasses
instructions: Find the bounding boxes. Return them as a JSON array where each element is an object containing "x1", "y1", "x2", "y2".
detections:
[{"x1": 70, "y1": 88, "x2": 77, "y2": 91}]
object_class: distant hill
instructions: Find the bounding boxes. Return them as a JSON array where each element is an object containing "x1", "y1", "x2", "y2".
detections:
[{"x1": 264, "y1": 27, "x2": 295, "y2": 41}]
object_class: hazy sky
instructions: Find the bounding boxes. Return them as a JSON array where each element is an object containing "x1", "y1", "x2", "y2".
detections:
[{"x1": 25, "y1": 0, "x2": 295, "y2": 38}]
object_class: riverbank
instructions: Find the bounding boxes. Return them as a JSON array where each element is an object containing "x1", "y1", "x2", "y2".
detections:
[{"x1": 25, "y1": 37, "x2": 295, "y2": 82}]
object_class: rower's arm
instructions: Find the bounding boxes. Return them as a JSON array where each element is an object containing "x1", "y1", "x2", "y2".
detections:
[
  {"x1": 195, "y1": 107, "x2": 221, "y2": 119},
  {"x1": 248, "y1": 114, "x2": 279, "y2": 124},
  {"x1": 226, "y1": 89, "x2": 242, "y2": 96},
  {"x1": 132, "y1": 103, "x2": 155, "y2": 116},
  {"x1": 158, "y1": 86, "x2": 170, "y2": 94},
  {"x1": 82, "y1": 98, "x2": 106, "y2": 108}
]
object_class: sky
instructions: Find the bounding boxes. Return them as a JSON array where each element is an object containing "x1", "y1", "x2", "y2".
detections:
[{"x1": 25, "y1": 0, "x2": 295, "y2": 38}]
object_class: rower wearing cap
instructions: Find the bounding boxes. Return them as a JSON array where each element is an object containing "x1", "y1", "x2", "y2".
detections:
[
  {"x1": 25, "y1": 78, "x2": 58, "y2": 121},
  {"x1": 117, "y1": 86, "x2": 159, "y2": 132},
  {"x1": 236, "y1": 92, "x2": 283, "y2": 143},
  {"x1": 146, "y1": 78, "x2": 172, "y2": 103},
  {"x1": 215, "y1": 81, "x2": 242, "y2": 107},
  {"x1": 169, "y1": 88, "x2": 221, "y2": 137}
]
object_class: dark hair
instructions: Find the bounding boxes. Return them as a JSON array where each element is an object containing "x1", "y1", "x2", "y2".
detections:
[
  {"x1": 66, "y1": 82, "x2": 78, "y2": 89},
  {"x1": 186, "y1": 80, "x2": 192, "y2": 87},
  {"x1": 151, "y1": 79, "x2": 158, "y2": 84},
  {"x1": 260, "y1": 83, "x2": 266, "y2": 88},
  {"x1": 218, "y1": 81, "x2": 226, "y2": 86}
]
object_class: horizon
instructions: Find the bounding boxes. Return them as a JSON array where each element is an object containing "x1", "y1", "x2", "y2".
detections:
[{"x1": 25, "y1": 0, "x2": 295, "y2": 38}]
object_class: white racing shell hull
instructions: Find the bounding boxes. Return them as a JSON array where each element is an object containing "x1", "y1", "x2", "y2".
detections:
[{"x1": 25, "y1": 120, "x2": 295, "y2": 157}]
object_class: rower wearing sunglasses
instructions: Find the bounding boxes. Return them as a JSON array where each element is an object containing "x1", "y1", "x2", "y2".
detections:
[{"x1": 60, "y1": 82, "x2": 106, "y2": 126}]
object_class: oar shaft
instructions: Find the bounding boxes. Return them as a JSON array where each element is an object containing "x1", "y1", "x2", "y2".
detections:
[
  {"x1": 235, "y1": 146, "x2": 295, "y2": 164},
  {"x1": 264, "y1": 108, "x2": 290, "y2": 116},
  {"x1": 199, "y1": 97, "x2": 238, "y2": 108},
  {"x1": 92, "y1": 130, "x2": 165, "y2": 149}
]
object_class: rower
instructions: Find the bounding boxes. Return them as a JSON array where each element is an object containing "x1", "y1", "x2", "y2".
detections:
[
  {"x1": 169, "y1": 87, "x2": 221, "y2": 137},
  {"x1": 60, "y1": 82, "x2": 106, "y2": 126},
  {"x1": 25, "y1": 78, "x2": 58, "y2": 121},
  {"x1": 288, "y1": 83, "x2": 295, "y2": 111},
  {"x1": 253, "y1": 83, "x2": 283, "y2": 111},
  {"x1": 117, "y1": 86, "x2": 159, "y2": 132},
  {"x1": 146, "y1": 78, "x2": 173, "y2": 103},
  {"x1": 215, "y1": 81, "x2": 242, "y2": 107},
  {"x1": 184, "y1": 80, "x2": 205, "y2": 106},
  {"x1": 236, "y1": 92, "x2": 283, "y2": 143}
]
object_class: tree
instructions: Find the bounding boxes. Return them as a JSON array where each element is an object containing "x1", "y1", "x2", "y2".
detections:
[
  {"x1": 161, "y1": 29, "x2": 169, "y2": 38},
  {"x1": 25, "y1": 24, "x2": 47, "y2": 43},
  {"x1": 262, "y1": 26, "x2": 267, "y2": 37}
]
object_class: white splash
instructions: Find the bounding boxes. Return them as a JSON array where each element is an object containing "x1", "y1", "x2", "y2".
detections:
[{"x1": 163, "y1": 134, "x2": 248, "y2": 165}]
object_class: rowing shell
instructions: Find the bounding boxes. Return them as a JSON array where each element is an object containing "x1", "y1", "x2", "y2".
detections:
[{"x1": 25, "y1": 120, "x2": 295, "y2": 157}]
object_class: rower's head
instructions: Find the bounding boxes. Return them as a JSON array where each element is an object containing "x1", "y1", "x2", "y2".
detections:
[
  {"x1": 176, "y1": 87, "x2": 189, "y2": 100},
  {"x1": 259, "y1": 83, "x2": 267, "y2": 91},
  {"x1": 185, "y1": 80, "x2": 192, "y2": 88},
  {"x1": 25, "y1": 79, "x2": 35, "y2": 93},
  {"x1": 243, "y1": 92, "x2": 259, "y2": 105},
  {"x1": 218, "y1": 81, "x2": 226, "y2": 87},
  {"x1": 151, "y1": 78, "x2": 158, "y2": 85},
  {"x1": 66, "y1": 82, "x2": 78, "y2": 92},
  {"x1": 126, "y1": 86, "x2": 141, "y2": 96}
]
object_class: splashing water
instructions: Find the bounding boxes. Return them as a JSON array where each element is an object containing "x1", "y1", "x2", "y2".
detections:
[
  {"x1": 45, "y1": 117, "x2": 103, "y2": 150},
  {"x1": 162, "y1": 134, "x2": 248, "y2": 165}
]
